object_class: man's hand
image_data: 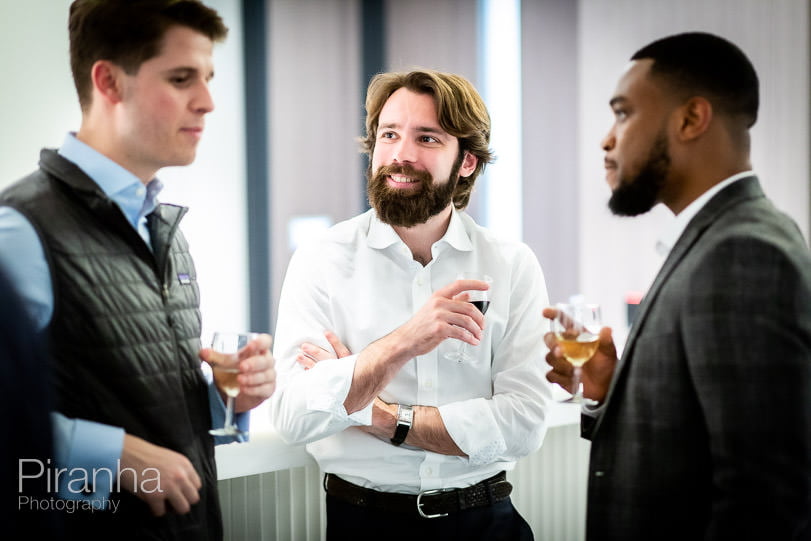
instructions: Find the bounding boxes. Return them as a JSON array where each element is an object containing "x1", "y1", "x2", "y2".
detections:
[
  {"x1": 119, "y1": 434, "x2": 201, "y2": 516},
  {"x1": 296, "y1": 330, "x2": 351, "y2": 369},
  {"x1": 339, "y1": 278, "x2": 489, "y2": 414},
  {"x1": 542, "y1": 307, "x2": 618, "y2": 403},
  {"x1": 392, "y1": 278, "x2": 489, "y2": 358},
  {"x1": 200, "y1": 333, "x2": 276, "y2": 412}
]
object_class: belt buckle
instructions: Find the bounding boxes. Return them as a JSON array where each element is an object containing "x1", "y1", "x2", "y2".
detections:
[{"x1": 416, "y1": 488, "x2": 454, "y2": 519}]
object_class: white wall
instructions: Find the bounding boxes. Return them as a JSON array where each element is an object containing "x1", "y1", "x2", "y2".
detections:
[
  {"x1": 267, "y1": 0, "x2": 364, "y2": 328},
  {"x1": 162, "y1": 0, "x2": 249, "y2": 342},
  {"x1": 0, "y1": 0, "x2": 249, "y2": 343},
  {"x1": 0, "y1": 0, "x2": 77, "y2": 181},
  {"x1": 521, "y1": 0, "x2": 580, "y2": 304}
]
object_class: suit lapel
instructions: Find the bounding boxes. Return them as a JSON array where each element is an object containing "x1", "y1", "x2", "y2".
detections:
[{"x1": 591, "y1": 176, "x2": 764, "y2": 436}]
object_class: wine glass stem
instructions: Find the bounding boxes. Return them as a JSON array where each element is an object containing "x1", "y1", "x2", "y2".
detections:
[
  {"x1": 572, "y1": 366, "x2": 583, "y2": 398},
  {"x1": 225, "y1": 396, "x2": 235, "y2": 429},
  {"x1": 456, "y1": 343, "x2": 467, "y2": 363}
]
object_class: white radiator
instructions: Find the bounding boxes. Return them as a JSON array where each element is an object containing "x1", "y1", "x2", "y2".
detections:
[{"x1": 218, "y1": 424, "x2": 589, "y2": 540}]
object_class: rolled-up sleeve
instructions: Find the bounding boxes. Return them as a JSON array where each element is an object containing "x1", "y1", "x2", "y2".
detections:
[{"x1": 269, "y1": 246, "x2": 374, "y2": 445}]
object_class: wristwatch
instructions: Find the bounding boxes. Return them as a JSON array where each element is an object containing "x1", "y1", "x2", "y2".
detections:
[{"x1": 390, "y1": 404, "x2": 413, "y2": 446}]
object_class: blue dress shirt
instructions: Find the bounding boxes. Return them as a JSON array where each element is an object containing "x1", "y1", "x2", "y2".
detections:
[{"x1": 0, "y1": 134, "x2": 246, "y2": 504}]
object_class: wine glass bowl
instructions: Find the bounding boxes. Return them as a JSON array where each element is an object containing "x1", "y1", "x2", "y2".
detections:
[
  {"x1": 209, "y1": 331, "x2": 257, "y2": 436},
  {"x1": 211, "y1": 361, "x2": 240, "y2": 399},
  {"x1": 551, "y1": 302, "x2": 601, "y2": 404},
  {"x1": 444, "y1": 272, "x2": 492, "y2": 363}
]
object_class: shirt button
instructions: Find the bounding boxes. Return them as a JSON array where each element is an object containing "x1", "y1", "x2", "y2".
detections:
[
  {"x1": 136, "y1": 187, "x2": 146, "y2": 196},
  {"x1": 594, "y1": 471, "x2": 605, "y2": 477},
  {"x1": 425, "y1": 467, "x2": 433, "y2": 476},
  {"x1": 416, "y1": 278, "x2": 423, "y2": 286},
  {"x1": 424, "y1": 379, "x2": 433, "y2": 389}
]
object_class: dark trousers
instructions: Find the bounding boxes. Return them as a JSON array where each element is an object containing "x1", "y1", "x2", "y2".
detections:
[{"x1": 326, "y1": 494, "x2": 534, "y2": 541}]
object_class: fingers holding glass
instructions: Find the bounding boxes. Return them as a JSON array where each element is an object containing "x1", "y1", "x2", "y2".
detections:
[
  {"x1": 444, "y1": 273, "x2": 492, "y2": 363},
  {"x1": 550, "y1": 302, "x2": 601, "y2": 404},
  {"x1": 209, "y1": 331, "x2": 258, "y2": 436}
]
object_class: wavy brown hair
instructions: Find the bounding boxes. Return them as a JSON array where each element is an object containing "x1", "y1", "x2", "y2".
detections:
[{"x1": 361, "y1": 69, "x2": 494, "y2": 210}]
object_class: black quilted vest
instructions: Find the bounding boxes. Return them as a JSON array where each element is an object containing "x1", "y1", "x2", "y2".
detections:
[{"x1": 1, "y1": 149, "x2": 222, "y2": 540}]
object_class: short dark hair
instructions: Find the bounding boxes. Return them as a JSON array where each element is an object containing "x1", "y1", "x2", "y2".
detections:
[
  {"x1": 631, "y1": 32, "x2": 759, "y2": 128},
  {"x1": 69, "y1": 0, "x2": 228, "y2": 112}
]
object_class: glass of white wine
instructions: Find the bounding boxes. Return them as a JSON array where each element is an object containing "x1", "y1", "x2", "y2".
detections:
[
  {"x1": 551, "y1": 302, "x2": 601, "y2": 404},
  {"x1": 209, "y1": 331, "x2": 257, "y2": 436}
]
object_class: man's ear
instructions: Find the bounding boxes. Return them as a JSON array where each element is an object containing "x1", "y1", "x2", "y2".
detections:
[
  {"x1": 90, "y1": 60, "x2": 125, "y2": 105},
  {"x1": 458, "y1": 151, "x2": 478, "y2": 178},
  {"x1": 676, "y1": 96, "x2": 712, "y2": 142}
]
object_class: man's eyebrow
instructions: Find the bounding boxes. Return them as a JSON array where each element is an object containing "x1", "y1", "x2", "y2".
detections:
[
  {"x1": 163, "y1": 66, "x2": 215, "y2": 80},
  {"x1": 609, "y1": 96, "x2": 627, "y2": 107},
  {"x1": 164, "y1": 66, "x2": 197, "y2": 74},
  {"x1": 378, "y1": 122, "x2": 445, "y2": 135}
]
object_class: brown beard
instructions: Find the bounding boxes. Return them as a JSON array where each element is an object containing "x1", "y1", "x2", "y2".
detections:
[{"x1": 367, "y1": 155, "x2": 463, "y2": 227}]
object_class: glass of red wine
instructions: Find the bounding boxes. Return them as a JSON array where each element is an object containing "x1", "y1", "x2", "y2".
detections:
[{"x1": 444, "y1": 272, "x2": 492, "y2": 363}]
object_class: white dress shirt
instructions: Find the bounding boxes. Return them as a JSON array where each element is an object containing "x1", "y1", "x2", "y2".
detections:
[{"x1": 270, "y1": 208, "x2": 553, "y2": 494}]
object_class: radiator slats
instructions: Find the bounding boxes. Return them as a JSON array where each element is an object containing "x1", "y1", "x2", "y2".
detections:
[{"x1": 219, "y1": 424, "x2": 588, "y2": 540}]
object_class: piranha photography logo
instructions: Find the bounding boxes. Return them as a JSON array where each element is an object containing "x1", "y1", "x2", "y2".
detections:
[{"x1": 18, "y1": 458, "x2": 163, "y2": 514}]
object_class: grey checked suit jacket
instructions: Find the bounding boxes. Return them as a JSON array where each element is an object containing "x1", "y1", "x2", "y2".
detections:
[{"x1": 582, "y1": 177, "x2": 811, "y2": 540}]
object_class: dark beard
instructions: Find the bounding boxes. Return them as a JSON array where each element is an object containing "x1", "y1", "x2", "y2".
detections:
[
  {"x1": 608, "y1": 133, "x2": 670, "y2": 216},
  {"x1": 367, "y1": 154, "x2": 462, "y2": 227}
]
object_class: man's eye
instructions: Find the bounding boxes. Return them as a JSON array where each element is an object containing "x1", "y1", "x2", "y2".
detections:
[
  {"x1": 613, "y1": 109, "x2": 627, "y2": 120},
  {"x1": 380, "y1": 132, "x2": 396, "y2": 140},
  {"x1": 420, "y1": 135, "x2": 439, "y2": 143}
]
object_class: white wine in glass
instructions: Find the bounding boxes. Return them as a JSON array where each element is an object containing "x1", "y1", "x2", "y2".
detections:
[
  {"x1": 552, "y1": 302, "x2": 601, "y2": 404},
  {"x1": 209, "y1": 332, "x2": 257, "y2": 436}
]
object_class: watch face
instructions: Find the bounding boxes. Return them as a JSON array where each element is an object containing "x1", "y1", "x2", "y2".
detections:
[{"x1": 399, "y1": 405, "x2": 413, "y2": 425}]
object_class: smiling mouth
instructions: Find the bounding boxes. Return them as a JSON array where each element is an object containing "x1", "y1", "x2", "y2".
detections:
[{"x1": 388, "y1": 175, "x2": 419, "y2": 185}]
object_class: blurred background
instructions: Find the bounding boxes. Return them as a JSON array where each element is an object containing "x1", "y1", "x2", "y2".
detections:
[
  {"x1": 0, "y1": 0, "x2": 807, "y2": 345},
  {"x1": 1, "y1": 1, "x2": 807, "y2": 539}
]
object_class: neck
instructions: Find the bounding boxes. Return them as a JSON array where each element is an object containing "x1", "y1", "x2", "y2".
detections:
[
  {"x1": 392, "y1": 205, "x2": 453, "y2": 266},
  {"x1": 664, "y1": 163, "x2": 750, "y2": 215},
  {"x1": 662, "y1": 128, "x2": 751, "y2": 215},
  {"x1": 77, "y1": 116, "x2": 156, "y2": 185}
]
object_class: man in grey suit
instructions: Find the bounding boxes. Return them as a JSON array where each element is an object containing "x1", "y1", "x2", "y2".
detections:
[{"x1": 544, "y1": 32, "x2": 811, "y2": 540}]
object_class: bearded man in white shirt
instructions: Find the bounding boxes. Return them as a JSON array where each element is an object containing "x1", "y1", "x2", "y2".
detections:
[{"x1": 270, "y1": 69, "x2": 552, "y2": 540}]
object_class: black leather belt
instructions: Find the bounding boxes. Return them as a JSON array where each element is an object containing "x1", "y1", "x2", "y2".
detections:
[{"x1": 323, "y1": 471, "x2": 512, "y2": 519}]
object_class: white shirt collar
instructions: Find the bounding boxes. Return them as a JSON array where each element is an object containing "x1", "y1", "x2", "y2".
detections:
[
  {"x1": 655, "y1": 171, "x2": 754, "y2": 257},
  {"x1": 366, "y1": 207, "x2": 473, "y2": 253}
]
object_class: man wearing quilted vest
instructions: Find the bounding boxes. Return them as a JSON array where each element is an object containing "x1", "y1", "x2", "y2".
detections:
[{"x1": 0, "y1": 1, "x2": 276, "y2": 539}]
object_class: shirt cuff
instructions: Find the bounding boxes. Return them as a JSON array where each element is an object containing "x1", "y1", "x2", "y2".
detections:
[
  {"x1": 306, "y1": 356, "x2": 373, "y2": 426},
  {"x1": 50, "y1": 412, "x2": 124, "y2": 505},
  {"x1": 439, "y1": 399, "x2": 506, "y2": 466}
]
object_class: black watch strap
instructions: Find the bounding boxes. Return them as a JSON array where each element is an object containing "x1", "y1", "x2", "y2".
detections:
[{"x1": 390, "y1": 404, "x2": 413, "y2": 446}]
